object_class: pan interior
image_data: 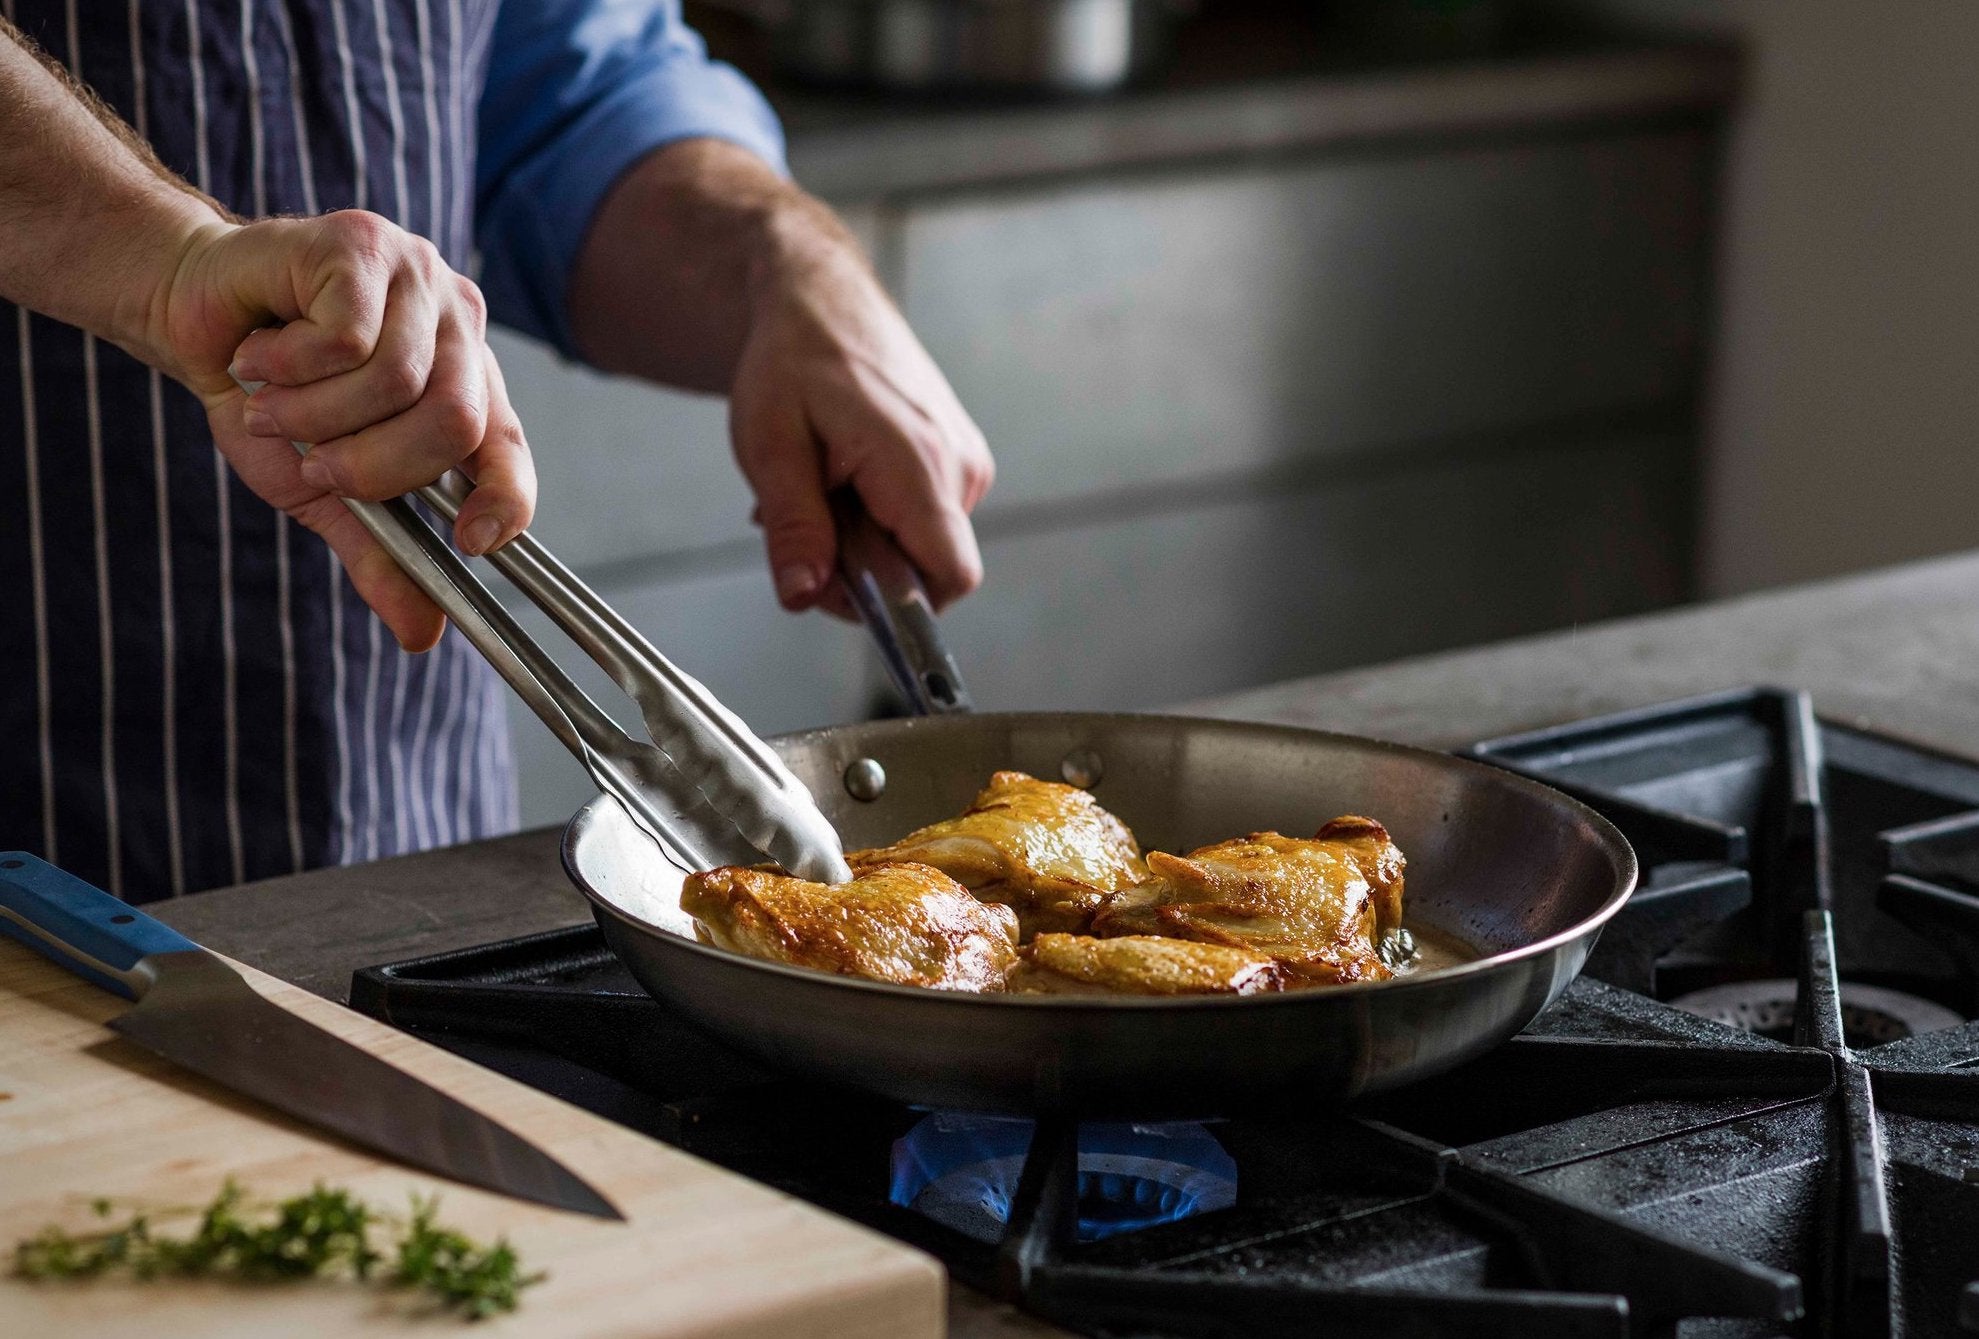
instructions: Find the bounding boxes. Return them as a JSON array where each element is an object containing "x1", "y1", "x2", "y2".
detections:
[{"x1": 567, "y1": 713, "x2": 1636, "y2": 990}]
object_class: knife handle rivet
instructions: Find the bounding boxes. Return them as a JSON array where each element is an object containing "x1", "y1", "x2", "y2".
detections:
[{"x1": 111, "y1": 914, "x2": 135, "y2": 924}]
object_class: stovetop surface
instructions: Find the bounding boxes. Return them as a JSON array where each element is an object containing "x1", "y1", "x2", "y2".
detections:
[{"x1": 353, "y1": 688, "x2": 1979, "y2": 1338}]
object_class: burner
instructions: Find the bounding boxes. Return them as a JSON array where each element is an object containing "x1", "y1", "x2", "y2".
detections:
[
  {"x1": 1669, "y1": 978, "x2": 1964, "y2": 1046},
  {"x1": 889, "y1": 1114, "x2": 1237, "y2": 1243}
]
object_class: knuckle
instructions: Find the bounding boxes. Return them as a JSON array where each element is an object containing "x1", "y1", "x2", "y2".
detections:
[
  {"x1": 291, "y1": 494, "x2": 347, "y2": 536},
  {"x1": 347, "y1": 475, "x2": 398, "y2": 503},
  {"x1": 967, "y1": 452, "x2": 996, "y2": 495},
  {"x1": 338, "y1": 445, "x2": 421, "y2": 502},
  {"x1": 319, "y1": 323, "x2": 373, "y2": 367},
  {"x1": 903, "y1": 417, "x2": 947, "y2": 456},
  {"x1": 327, "y1": 209, "x2": 393, "y2": 262},
  {"x1": 329, "y1": 453, "x2": 389, "y2": 501},
  {"x1": 407, "y1": 237, "x2": 453, "y2": 289},
  {"x1": 762, "y1": 510, "x2": 831, "y2": 548},
  {"x1": 375, "y1": 355, "x2": 425, "y2": 407},
  {"x1": 454, "y1": 278, "x2": 488, "y2": 330},
  {"x1": 494, "y1": 420, "x2": 531, "y2": 463},
  {"x1": 423, "y1": 393, "x2": 485, "y2": 454}
]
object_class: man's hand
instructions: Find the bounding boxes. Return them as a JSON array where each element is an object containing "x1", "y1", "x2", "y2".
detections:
[
  {"x1": 158, "y1": 213, "x2": 536, "y2": 651},
  {"x1": 0, "y1": 23, "x2": 530, "y2": 652},
  {"x1": 729, "y1": 233, "x2": 993, "y2": 613},
  {"x1": 570, "y1": 140, "x2": 992, "y2": 615}
]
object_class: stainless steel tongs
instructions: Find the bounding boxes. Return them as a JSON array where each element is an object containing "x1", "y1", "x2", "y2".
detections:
[
  {"x1": 243, "y1": 375, "x2": 854, "y2": 884},
  {"x1": 418, "y1": 472, "x2": 854, "y2": 883}
]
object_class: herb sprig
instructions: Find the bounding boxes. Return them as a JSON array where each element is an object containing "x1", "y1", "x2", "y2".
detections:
[{"x1": 13, "y1": 1181, "x2": 543, "y2": 1320}]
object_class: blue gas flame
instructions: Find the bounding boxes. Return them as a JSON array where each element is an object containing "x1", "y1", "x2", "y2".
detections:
[{"x1": 889, "y1": 1113, "x2": 1238, "y2": 1243}]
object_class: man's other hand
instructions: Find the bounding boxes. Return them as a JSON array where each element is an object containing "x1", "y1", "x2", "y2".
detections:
[
  {"x1": 568, "y1": 140, "x2": 992, "y2": 620},
  {"x1": 731, "y1": 232, "x2": 993, "y2": 616}
]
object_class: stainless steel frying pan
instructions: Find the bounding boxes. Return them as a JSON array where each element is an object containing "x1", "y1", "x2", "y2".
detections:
[{"x1": 562, "y1": 711, "x2": 1637, "y2": 1117}]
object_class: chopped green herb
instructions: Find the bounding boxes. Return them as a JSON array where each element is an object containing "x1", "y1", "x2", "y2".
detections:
[
  {"x1": 13, "y1": 1181, "x2": 541, "y2": 1320},
  {"x1": 395, "y1": 1196, "x2": 544, "y2": 1320}
]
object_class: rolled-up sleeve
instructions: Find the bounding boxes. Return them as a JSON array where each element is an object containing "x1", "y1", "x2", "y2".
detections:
[{"x1": 476, "y1": 0, "x2": 787, "y2": 354}]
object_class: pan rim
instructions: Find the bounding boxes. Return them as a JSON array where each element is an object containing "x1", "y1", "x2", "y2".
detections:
[{"x1": 562, "y1": 711, "x2": 1639, "y2": 1011}]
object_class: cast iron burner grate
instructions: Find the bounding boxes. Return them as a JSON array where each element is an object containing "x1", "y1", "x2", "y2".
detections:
[{"x1": 353, "y1": 688, "x2": 1979, "y2": 1338}]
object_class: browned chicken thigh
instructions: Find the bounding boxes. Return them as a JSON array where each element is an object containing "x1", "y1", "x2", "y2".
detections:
[
  {"x1": 681, "y1": 861, "x2": 1020, "y2": 992},
  {"x1": 849, "y1": 770, "x2": 1147, "y2": 937},
  {"x1": 1008, "y1": 933, "x2": 1286, "y2": 996},
  {"x1": 686, "y1": 789, "x2": 1410, "y2": 998},
  {"x1": 1093, "y1": 816, "x2": 1406, "y2": 985}
]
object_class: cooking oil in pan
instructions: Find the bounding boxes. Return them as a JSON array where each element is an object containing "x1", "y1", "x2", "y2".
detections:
[{"x1": 1382, "y1": 922, "x2": 1478, "y2": 977}]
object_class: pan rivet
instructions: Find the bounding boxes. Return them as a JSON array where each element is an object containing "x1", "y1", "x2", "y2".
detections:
[
  {"x1": 1060, "y1": 748, "x2": 1104, "y2": 789},
  {"x1": 844, "y1": 758, "x2": 887, "y2": 802}
]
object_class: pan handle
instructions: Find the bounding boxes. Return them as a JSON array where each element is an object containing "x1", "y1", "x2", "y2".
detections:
[{"x1": 831, "y1": 490, "x2": 974, "y2": 716}]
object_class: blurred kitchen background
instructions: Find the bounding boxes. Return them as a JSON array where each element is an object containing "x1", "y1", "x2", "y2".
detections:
[{"x1": 497, "y1": 0, "x2": 1979, "y2": 826}]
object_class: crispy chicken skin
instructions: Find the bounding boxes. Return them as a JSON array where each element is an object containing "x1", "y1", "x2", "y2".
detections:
[
  {"x1": 848, "y1": 770, "x2": 1147, "y2": 937},
  {"x1": 1312, "y1": 815, "x2": 1407, "y2": 936},
  {"x1": 1008, "y1": 933, "x2": 1286, "y2": 996},
  {"x1": 680, "y1": 861, "x2": 1020, "y2": 991},
  {"x1": 1092, "y1": 817, "x2": 1406, "y2": 985}
]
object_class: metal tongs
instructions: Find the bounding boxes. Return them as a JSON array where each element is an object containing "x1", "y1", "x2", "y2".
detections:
[
  {"x1": 242, "y1": 374, "x2": 855, "y2": 883},
  {"x1": 394, "y1": 471, "x2": 855, "y2": 883}
]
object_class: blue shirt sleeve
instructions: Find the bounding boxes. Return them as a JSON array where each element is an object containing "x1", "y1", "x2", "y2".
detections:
[{"x1": 475, "y1": 0, "x2": 787, "y2": 355}]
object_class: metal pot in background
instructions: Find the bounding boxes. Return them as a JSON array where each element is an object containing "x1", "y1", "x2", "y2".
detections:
[{"x1": 708, "y1": 0, "x2": 1193, "y2": 95}]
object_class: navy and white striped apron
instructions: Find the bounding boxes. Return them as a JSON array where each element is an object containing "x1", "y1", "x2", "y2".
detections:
[{"x1": 0, "y1": 0, "x2": 518, "y2": 903}]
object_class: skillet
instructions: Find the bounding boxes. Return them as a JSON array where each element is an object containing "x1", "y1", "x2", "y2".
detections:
[{"x1": 562, "y1": 710, "x2": 1636, "y2": 1117}]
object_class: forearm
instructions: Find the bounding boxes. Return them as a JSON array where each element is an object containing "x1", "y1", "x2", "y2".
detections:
[
  {"x1": 567, "y1": 138, "x2": 863, "y2": 392},
  {"x1": 0, "y1": 20, "x2": 226, "y2": 373}
]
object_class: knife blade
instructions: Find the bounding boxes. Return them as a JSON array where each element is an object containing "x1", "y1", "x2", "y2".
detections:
[{"x1": 0, "y1": 852, "x2": 620, "y2": 1220}]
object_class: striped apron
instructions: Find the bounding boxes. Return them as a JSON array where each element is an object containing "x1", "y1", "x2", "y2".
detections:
[{"x1": 0, "y1": 0, "x2": 518, "y2": 903}]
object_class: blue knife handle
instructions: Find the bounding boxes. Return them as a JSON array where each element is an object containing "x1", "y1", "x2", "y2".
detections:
[{"x1": 0, "y1": 853, "x2": 195, "y2": 999}]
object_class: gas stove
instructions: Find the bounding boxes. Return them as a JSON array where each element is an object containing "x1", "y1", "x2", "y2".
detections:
[{"x1": 351, "y1": 688, "x2": 1979, "y2": 1337}]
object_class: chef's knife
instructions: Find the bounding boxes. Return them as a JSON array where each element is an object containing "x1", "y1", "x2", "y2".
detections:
[{"x1": 0, "y1": 853, "x2": 621, "y2": 1220}]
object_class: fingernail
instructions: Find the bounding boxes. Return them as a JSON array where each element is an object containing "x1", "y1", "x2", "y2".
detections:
[
  {"x1": 298, "y1": 455, "x2": 333, "y2": 491},
  {"x1": 229, "y1": 358, "x2": 260, "y2": 384},
  {"x1": 776, "y1": 564, "x2": 822, "y2": 605},
  {"x1": 462, "y1": 515, "x2": 504, "y2": 556},
  {"x1": 244, "y1": 406, "x2": 278, "y2": 436}
]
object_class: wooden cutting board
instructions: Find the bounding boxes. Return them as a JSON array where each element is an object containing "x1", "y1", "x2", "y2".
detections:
[{"x1": 0, "y1": 939, "x2": 945, "y2": 1337}]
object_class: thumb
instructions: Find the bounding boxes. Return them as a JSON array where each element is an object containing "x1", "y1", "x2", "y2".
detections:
[{"x1": 733, "y1": 403, "x2": 838, "y2": 612}]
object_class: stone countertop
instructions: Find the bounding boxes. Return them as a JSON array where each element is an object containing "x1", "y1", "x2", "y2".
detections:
[
  {"x1": 776, "y1": 42, "x2": 1738, "y2": 201},
  {"x1": 148, "y1": 549, "x2": 1979, "y2": 1338},
  {"x1": 1174, "y1": 548, "x2": 1979, "y2": 754}
]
